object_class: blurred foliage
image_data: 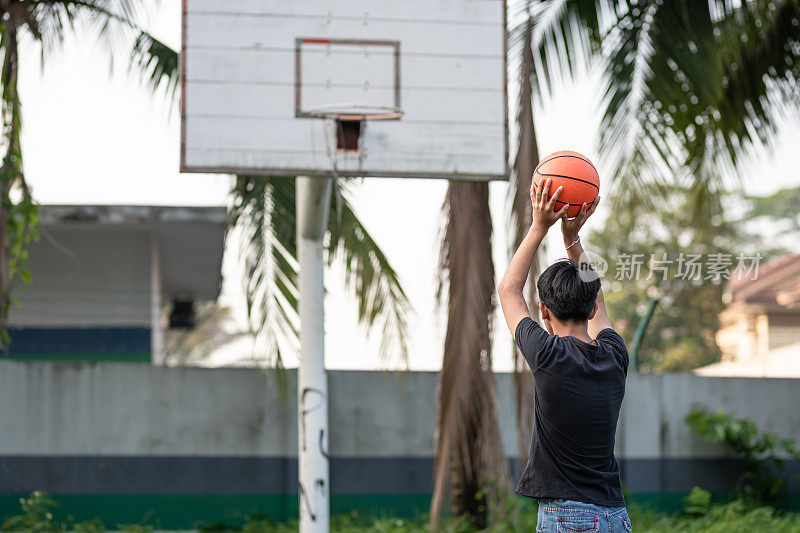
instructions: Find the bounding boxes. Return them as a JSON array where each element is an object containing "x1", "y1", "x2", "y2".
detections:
[
  {"x1": 742, "y1": 185, "x2": 800, "y2": 232},
  {"x1": 589, "y1": 189, "x2": 734, "y2": 372},
  {"x1": 632, "y1": 493, "x2": 800, "y2": 532},
  {"x1": 589, "y1": 184, "x2": 797, "y2": 372},
  {"x1": 0, "y1": 491, "x2": 61, "y2": 531},
  {"x1": 0, "y1": 491, "x2": 118, "y2": 532},
  {"x1": 687, "y1": 410, "x2": 800, "y2": 508},
  {"x1": 116, "y1": 526, "x2": 153, "y2": 533},
  {"x1": 683, "y1": 487, "x2": 714, "y2": 518}
]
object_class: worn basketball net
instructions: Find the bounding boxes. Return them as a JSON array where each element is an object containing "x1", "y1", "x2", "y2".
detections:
[{"x1": 306, "y1": 103, "x2": 404, "y2": 180}]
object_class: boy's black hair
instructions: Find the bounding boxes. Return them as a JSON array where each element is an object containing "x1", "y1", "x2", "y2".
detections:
[{"x1": 537, "y1": 259, "x2": 601, "y2": 322}]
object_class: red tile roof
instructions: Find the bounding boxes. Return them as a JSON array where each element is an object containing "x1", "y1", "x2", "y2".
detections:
[{"x1": 729, "y1": 254, "x2": 800, "y2": 311}]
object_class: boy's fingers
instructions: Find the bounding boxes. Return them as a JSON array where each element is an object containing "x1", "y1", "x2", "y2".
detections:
[
  {"x1": 573, "y1": 203, "x2": 587, "y2": 223},
  {"x1": 556, "y1": 204, "x2": 569, "y2": 218},
  {"x1": 533, "y1": 178, "x2": 543, "y2": 203},
  {"x1": 547, "y1": 185, "x2": 564, "y2": 210},
  {"x1": 587, "y1": 196, "x2": 600, "y2": 216},
  {"x1": 542, "y1": 178, "x2": 552, "y2": 205}
]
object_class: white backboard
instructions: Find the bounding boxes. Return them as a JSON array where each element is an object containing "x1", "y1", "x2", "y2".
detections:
[{"x1": 181, "y1": 1, "x2": 508, "y2": 180}]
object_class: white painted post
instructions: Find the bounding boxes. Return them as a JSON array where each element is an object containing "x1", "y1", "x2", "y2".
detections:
[
  {"x1": 150, "y1": 235, "x2": 164, "y2": 365},
  {"x1": 296, "y1": 176, "x2": 332, "y2": 532}
]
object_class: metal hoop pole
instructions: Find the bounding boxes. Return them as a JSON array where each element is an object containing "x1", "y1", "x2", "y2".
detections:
[{"x1": 297, "y1": 176, "x2": 332, "y2": 533}]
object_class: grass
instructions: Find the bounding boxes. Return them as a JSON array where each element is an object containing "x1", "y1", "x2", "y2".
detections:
[
  {"x1": 219, "y1": 502, "x2": 800, "y2": 533},
  {"x1": 5, "y1": 490, "x2": 800, "y2": 532}
]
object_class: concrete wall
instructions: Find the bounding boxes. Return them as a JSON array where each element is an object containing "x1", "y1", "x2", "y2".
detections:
[
  {"x1": 618, "y1": 374, "x2": 800, "y2": 501},
  {"x1": 1, "y1": 362, "x2": 799, "y2": 527}
]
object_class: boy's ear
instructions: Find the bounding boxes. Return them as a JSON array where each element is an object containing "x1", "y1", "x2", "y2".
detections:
[
  {"x1": 588, "y1": 301, "x2": 598, "y2": 320},
  {"x1": 539, "y1": 301, "x2": 550, "y2": 321},
  {"x1": 539, "y1": 302, "x2": 554, "y2": 334}
]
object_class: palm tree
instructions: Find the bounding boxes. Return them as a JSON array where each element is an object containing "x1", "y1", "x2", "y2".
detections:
[
  {"x1": 430, "y1": 181, "x2": 508, "y2": 528},
  {"x1": 529, "y1": 0, "x2": 800, "y2": 212},
  {"x1": 0, "y1": 0, "x2": 178, "y2": 342}
]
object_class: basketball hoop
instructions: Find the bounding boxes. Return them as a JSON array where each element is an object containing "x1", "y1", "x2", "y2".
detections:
[
  {"x1": 307, "y1": 103, "x2": 402, "y2": 175},
  {"x1": 303, "y1": 103, "x2": 404, "y2": 121},
  {"x1": 305, "y1": 104, "x2": 403, "y2": 172}
]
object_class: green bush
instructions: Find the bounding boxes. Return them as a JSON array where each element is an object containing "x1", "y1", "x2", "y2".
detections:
[
  {"x1": 1, "y1": 492, "x2": 63, "y2": 532},
  {"x1": 686, "y1": 409, "x2": 800, "y2": 507},
  {"x1": 0, "y1": 491, "x2": 150, "y2": 532},
  {"x1": 682, "y1": 487, "x2": 713, "y2": 518},
  {"x1": 629, "y1": 500, "x2": 800, "y2": 532}
]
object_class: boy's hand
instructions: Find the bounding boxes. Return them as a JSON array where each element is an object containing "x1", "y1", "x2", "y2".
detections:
[
  {"x1": 561, "y1": 196, "x2": 600, "y2": 243},
  {"x1": 531, "y1": 178, "x2": 568, "y2": 233}
]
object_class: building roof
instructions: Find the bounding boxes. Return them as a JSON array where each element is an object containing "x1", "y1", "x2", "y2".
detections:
[
  {"x1": 726, "y1": 253, "x2": 800, "y2": 313},
  {"x1": 38, "y1": 204, "x2": 227, "y2": 226},
  {"x1": 39, "y1": 205, "x2": 227, "y2": 302},
  {"x1": 694, "y1": 341, "x2": 800, "y2": 378}
]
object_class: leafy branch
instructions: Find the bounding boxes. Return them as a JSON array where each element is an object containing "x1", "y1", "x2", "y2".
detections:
[{"x1": 687, "y1": 409, "x2": 800, "y2": 508}]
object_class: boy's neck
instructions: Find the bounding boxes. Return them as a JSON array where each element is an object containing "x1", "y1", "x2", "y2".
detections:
[{"x1": 550, "y1": 320, "x2": 595, "y2": 344}]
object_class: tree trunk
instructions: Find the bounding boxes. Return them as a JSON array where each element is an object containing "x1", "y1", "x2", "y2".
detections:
[
  {"x1": 431, "y1": 181, "x2": 509, "y2": 529},
  {"x1": 510, "y1": 12, "x2": 544, "y2": 477},
  {"x1": 0, "y1": 180, "x2": 10, "y2": 342}
]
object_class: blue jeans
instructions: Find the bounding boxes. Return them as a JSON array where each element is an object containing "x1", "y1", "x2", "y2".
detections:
[{"x1": 536, "y1": 498, "x2": 632, "y2": 532}]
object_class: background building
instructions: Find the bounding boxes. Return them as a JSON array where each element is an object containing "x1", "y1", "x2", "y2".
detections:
[
  {"x1": 6, "y1": 205, "x2": 226, "y2": 364},
  {"x1": 698, "y1": 254, "x2": 800, "y2": 377}
]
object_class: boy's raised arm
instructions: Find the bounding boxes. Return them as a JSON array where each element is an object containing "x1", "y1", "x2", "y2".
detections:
[
  {"x1": 560, "y1": 199, "x2": 612, "y2": 338},
  {"x1": 498, "y1": 178, "x2": 567, "y2": 336}
]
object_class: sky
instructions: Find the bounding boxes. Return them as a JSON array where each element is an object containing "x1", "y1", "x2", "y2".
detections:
[{"x1": 18, "y1": 0, "x2": 800, "y2": 371}]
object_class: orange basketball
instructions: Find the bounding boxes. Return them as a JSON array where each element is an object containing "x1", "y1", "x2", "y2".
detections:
[{"x1": 533, "y1": 150, "x2": 600, "y2": 218}]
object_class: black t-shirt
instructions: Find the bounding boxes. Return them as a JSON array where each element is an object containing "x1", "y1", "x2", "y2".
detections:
[{"x1": 514, "y1": 316, "x2": 628, "y2": 507}]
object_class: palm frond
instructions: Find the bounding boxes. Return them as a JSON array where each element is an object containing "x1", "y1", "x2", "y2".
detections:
[
  {"x1": 130, "y1": 31, "x2": 179, "y2": 101},
  {"x1": 597, "y1": 0, "x2": 670, "y2": 187},
  {"x1": 24, "y1": 2, "x2": 78, "y2": 58},
  {"x1": 230, "y1": 176, "x2": 412, "y2": 368},
  {"x1": 508, "y1": 0, "x2": 609, "y2": 100},
  {"x1": 597, "y1": 0, "x2": 800, "y2": 211},
  {"x1": 229, "y1": 176, "x2": 299, "y2": 370},
  {"x1": 712, "y1": 0, "x2": 800, "y2": 164},
  {"x1": 20, "y1": 1, "x2": 178, "y2": 100},
  {"x1": 326, "y1": 180, "x2": 412, "y2": 365}
]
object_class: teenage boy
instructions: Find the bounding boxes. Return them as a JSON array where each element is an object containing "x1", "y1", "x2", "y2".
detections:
[{"x1": 497, "y1": 178, "x2": 632, "y2": 533}]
